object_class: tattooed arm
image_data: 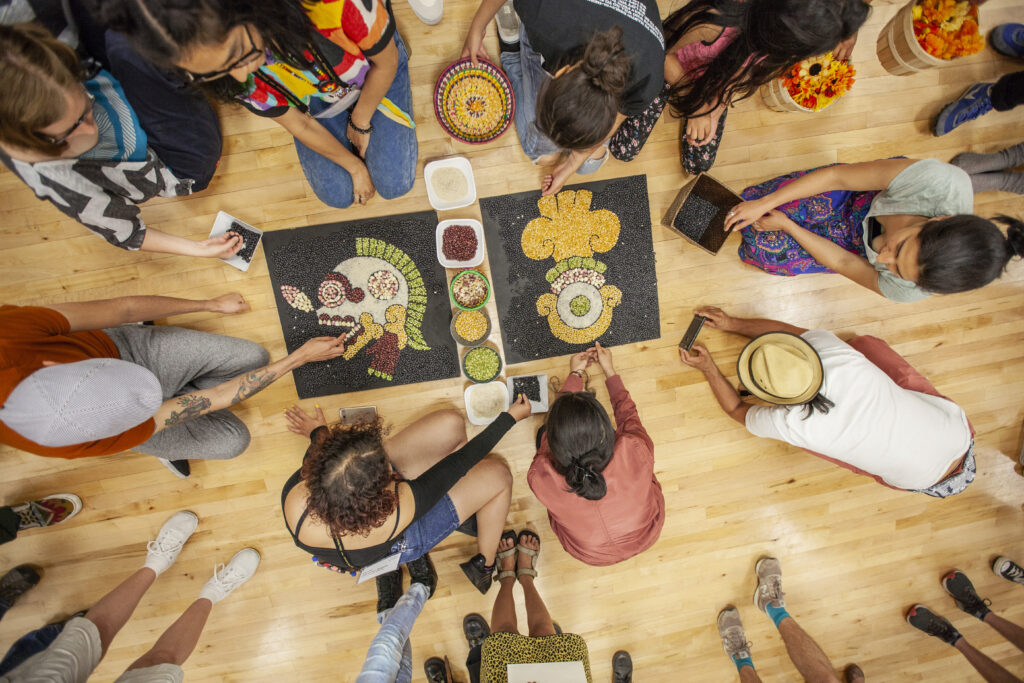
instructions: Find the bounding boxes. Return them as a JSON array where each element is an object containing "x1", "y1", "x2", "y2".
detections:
[{"x1": 150, "y1": 336, "x2": 348, "y2": 432}]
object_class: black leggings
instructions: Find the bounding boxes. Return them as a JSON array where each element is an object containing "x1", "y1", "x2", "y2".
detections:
[{"x1": 992, "y1": 71, "x2": 1024, "y2": 112}]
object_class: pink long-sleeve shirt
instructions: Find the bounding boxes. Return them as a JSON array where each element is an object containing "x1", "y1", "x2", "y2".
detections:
[{"x1": 527, "y1": 374, "x2": 665, "y2": 566}]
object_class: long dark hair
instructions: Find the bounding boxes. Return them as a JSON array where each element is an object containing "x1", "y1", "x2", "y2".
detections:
[
  {"x1": 535, "y1": 27, "x2": 631, "y2": 150},
  {"x1": 664, "y1": 0, "x2": 869, "y2": 118},
  {"x1": 92, "y1": 0, "x2": 319, "y2": 102},
  {"x1": 300, "y1": 418, "x2": 397, "y2": 538},
  {"x1": 545, "y1": 391, "x2": 615, "y2": 500},
  {"x1": 915, "y1": 215, "x2": 1024, "y2": 294},
  {"x1": 800, "y1": 392, "x2": 834, "y2": 419}
]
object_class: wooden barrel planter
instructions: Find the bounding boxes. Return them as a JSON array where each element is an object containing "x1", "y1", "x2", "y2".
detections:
[
  {"x1": 876, "y1": 0, "x2": 947, "y2": 75},
  {"x1": 760, "y1": 79, "x2": 814, "y2": 113}
]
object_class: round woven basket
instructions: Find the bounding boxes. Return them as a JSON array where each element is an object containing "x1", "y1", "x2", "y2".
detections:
[
  {"x1": 876, "y1": 0, "x2": 948, "y2": 76},
  {"x1": 759, "y1": 79, "x2": 814, "y2": 113}
]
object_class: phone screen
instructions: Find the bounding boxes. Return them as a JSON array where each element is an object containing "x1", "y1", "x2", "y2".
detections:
[
  {"x1": 339, "y1": 406, "x2": 378, "y2": 425},
  {"x1": 679, "y1": 315, "x2": 707, "y2": 351}
]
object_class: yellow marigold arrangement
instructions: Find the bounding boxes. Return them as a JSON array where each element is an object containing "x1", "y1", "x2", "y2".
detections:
[
  {"x1": 781, "y1": 52, "x2": 855, "y2": 112},
  {"x1": 912, "y1": 0, "x2": 985, "y2": 59}
]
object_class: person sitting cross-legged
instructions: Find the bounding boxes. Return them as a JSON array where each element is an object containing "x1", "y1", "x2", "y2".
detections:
[
  {"x1": 0, "y1": 294, "x2": 347, "y2": 478},
  {"x1": 678, "y1": 307, "x2": 975, "y2": 497},
  {"x1": 0, "y1": 510, "x2": 259, "y2": 682}
]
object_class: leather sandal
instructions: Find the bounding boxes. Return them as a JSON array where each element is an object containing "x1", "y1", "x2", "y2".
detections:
[
  {"x1": 495, "y1": 530, "x2": 518, "y2": 582},
  {"x1": 516, "y1": 529, "x2": 541, "y2": 580}
]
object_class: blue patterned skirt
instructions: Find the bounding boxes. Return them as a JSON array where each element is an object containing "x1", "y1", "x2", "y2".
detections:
[{"x1": 737, "y1": 164, "x2": 879, "y2": 276}]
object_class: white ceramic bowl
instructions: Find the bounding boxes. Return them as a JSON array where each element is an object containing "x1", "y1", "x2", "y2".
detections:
[
  {"x1": 465, "y1": 381, "x2": 509, "y2": 426},
  {"x1": 436, "y1": 219, "x2": 485, "y2": 268},
  {"x1": 507, "y1": 374, "x2": 549, "y2": 413},
  {"x1": 424, "y1": 157, "x2": 476, "y2": 211}
]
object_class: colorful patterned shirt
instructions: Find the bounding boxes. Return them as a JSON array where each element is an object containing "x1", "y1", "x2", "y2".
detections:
[{"x1": 238, "y1": 0, "x2": 395, "y2": 117}]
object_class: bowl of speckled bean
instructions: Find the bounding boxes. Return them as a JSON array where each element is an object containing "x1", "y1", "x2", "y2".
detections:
[
  {"x1": 462, "y1": 344, "x2": 502, "y2": 384},
  {"x1": 449, "y1": 269, "x2": 490, "y2": 312}
]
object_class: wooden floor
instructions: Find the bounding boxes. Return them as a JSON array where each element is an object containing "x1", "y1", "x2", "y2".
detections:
[{"x1": 2, "y1": 1, "x2": 1024, "y2": 681}]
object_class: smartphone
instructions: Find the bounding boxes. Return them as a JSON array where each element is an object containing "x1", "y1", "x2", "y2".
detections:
[
  {"x1": 679, "y1": 314, "x2": 707, "y2": 351},
  {"x1": 339, "y1": 406, "x2": 377, "y2": 425}
]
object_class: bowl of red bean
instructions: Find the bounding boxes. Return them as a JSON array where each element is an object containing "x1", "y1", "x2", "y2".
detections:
[
  {"x1": 450, "y1": 268, "x2": 490, "y2": 312},
  {"x1": 436, "y1": 219, "x2": 484, "y2": 268}
]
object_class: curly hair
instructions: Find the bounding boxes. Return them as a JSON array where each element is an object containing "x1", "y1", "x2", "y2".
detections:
[{"x1": 301, "y1": 417, "x2": 397, "y2": 538}]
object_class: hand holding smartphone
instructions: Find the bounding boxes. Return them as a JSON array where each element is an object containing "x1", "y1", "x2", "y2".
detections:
[
  {"x1": 679, "y1": 315, "x2": 707, "y2": 351},
  {"x1": 339, "y1": 406, "x2": 377, "y2": 425}
]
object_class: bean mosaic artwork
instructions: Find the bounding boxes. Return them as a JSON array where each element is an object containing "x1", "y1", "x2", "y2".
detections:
[
  {"x1": 481, "y1": 175, "x2": 661, "y2": 365},
  {"x1": 263, "y1": 211, "x2": 459, "y2": 399}
]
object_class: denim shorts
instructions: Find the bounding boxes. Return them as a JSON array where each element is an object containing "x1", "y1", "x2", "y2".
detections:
[{"x1": 389, "y1": 494, "x2": 461, "y2": 564}]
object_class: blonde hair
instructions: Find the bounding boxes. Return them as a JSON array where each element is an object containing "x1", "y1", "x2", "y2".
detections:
[{"x1": 0, "y1": 23, "x2": 84, "y2": 155}]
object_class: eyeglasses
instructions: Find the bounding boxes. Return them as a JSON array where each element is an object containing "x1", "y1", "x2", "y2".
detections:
[
  {"x1": 35, "y1": 90, "x2": 95, "y2": 146},
  {"x1": 186, "y1": 25, "x2": 263, "y2": 83}
]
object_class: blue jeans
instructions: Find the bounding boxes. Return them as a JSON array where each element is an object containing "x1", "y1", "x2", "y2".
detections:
[
  {"x1": 389, "y1": 494, "x2": 461, "y2": 565},
  {"x1": 0, "y1": 622, "x2": 64, "y2": 674},
  {"x1": 499, "y1": 29, "x2": 607, "y2": 174},
  {"x1": 295, "y1": 34, "x2": 417, "y2": 208},
  {"x1": 355, "y1": 582, "x2": 429, "y2": 683}
]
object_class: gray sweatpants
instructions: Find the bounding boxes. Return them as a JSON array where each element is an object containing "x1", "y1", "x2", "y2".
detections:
[{"x1": 103, "y1": 325, "x2": 270, "y2": 461}]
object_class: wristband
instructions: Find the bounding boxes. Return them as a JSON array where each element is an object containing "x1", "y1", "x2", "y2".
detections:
[{"x1": 348, "y1": 118, "x2": 373, "y2": 135}]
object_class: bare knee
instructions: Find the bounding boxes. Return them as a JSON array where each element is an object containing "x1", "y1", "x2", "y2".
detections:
[
  {"x1": 435, "y1": 409, "x2": 466, "y2": 437},
  {"x1": 480, "y1": 458, "x2": 513, "y2": 492}
]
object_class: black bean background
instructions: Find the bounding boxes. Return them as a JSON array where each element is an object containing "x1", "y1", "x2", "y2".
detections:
[
  {"x1": 227, "y1": 222, "x2": 261, "y2": 263},
  {"x1": 673, "y1": 195, "x2": 718, "y2": 240},
  {"x1": 480, "y1": 175, "x2": 661, "y2": 366},
  {"x1": 262, "y1": 211, "x2": 459, "y2": 399},
  {"x1": 512, "y1": 376, "x2": 541, "y2": 402}
]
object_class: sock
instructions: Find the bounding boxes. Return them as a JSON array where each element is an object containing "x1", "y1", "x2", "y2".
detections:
[
  {"x1": 952, "y1": 143, "x2": 1024, "y2": 175},
  {"x1": 765, "y1": 602, "x2": 791, "y2": 628},
  {"x1": 733, "y1": 656, "x2": 754, "y2": 673},
  {"x1": 483, "y1": 563, "x2": 494, "y2": 573},
  {"x1": 969, "y1": 171, "x2": 1024, "y2": 195}
]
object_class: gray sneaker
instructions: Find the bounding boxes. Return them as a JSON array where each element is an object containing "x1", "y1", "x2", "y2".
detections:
[
  {"x1": 495, "y1": 0, "x2": 520, "y2": 44},
  {"x1": 753, "y1": 557, "x2": 785, "y2": 613},
  {"x1": 993, "y1": 556, "x2": 1024, "y2": 586},
  {"x1": 717, "y1": 607, "x2": 752, "y2": 661}
]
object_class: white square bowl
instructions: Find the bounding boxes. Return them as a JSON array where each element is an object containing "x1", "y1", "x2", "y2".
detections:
[
  {"x1": 507, "y1": 374, "x2": 549, "y2": 413},
  {"x1": 424, "y1": 157, "x2": 476, "y2": 211},
  {"x1": 465, "y1": 381, "x2": 509, "y2": 426},
  {"x1": 209, "y1": 211, "x2": 262, "y2": 272},
  {"x1": 436, "y1": 219, "x2": 485, "y2": 268}
]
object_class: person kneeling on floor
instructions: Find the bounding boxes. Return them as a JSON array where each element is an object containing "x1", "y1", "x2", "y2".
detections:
[
  {"x1": 0, "y1": 294, "x2": 346, "y2": 478},
  {"x1": 677, "y1": 307, "x2": 974, "y2": 498}
]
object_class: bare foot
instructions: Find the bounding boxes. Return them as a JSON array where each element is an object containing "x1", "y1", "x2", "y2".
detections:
[
  {"x1": 497, "y1": 534, "x2": 516, "y2": 582},
  {"x1": 517, "y1": 533, "x2": 540, "y2": 583}
]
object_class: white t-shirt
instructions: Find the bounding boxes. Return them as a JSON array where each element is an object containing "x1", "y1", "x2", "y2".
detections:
[{"x1": 744, "y1": 330, "x2": 971, "y2": 489}]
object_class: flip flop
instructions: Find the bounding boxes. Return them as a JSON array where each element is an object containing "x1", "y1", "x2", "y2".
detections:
[
  {"x1": 516, "y1": 529, "x2": 540, "y2": 580},
  {"x1": 495, "y1": 529, "x2": 518, "y2": 582}
]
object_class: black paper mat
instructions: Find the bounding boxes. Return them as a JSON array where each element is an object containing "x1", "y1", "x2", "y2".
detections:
[
  {"x1": 263, "y1": 211, "x2": 459, "y2": 399},
  {"x1": 480, "y1": 175, "x2": 660, "y2": 365}
]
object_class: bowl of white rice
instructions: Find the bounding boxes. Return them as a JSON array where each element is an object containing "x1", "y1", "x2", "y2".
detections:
[
  {"x1": 425, "y1": 157, "x2": 476, "y2": 210},
  {"x1": 464, "y1": 381, "x2": 509, "y2": 426}
]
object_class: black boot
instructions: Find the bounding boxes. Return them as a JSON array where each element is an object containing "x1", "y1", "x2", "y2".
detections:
[
  {"x1": 463, "y1": 612, "x2": 491, "y2": 649},
  {"x1": 459, "y1": 553, "x2": 494, "y2": 594},
  {"x1": 612, "y1": 650, "x2": 633, "y2": 683},
  {"x1": 406, "y1": 553, "x2": 438, "y2": 598},
  {"x1": 424, "y1": 656, "x2": 450, "y2": 683},
  {"x1": 375, "y1": 569, "x2": 403, "y2": 614}
]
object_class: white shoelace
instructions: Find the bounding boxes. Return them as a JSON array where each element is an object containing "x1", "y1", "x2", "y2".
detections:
[
  {"x1": 146, "y1": 531, "x2": 186, "y2": 559},
  {"x1": 208, "y1": 562, "x2": 247, "y2": 592}
]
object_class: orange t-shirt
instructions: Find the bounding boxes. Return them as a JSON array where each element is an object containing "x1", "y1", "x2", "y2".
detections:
[{"x1": 0, "y1": 305, "x2": 156, "y2": 458}]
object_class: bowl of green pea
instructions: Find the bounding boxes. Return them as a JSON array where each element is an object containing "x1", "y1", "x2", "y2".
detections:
[{"x1": 462, "y1": 344, "x2": 503, "y2": 384}]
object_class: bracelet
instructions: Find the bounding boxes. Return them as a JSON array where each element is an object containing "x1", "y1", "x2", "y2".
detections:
[
  {"x1": 348, "y1": 118, "x2": 373, "y2": 135},
  {"x1": 569, "y1": 369, "x2": 586, "y2": 379}
]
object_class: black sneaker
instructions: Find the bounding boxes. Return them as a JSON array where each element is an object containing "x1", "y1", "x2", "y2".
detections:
[
  {"x1": 460, "y1": 553, "x2": 494, "y2": 594},
  {"x1": 942, "y1": 570, "x2": 991, "y2": 620},
  {"x1": 906, "y1": 605, "x2": 962, "y2": 645},
  {"x1": 158, "y1": 458, "x2": 190, "y2": 479},
  {"x1": 0, "y1": 565, "x2": 41, "y2": 612},
  {"x1": 993, "y1": 556, "x2": 1024, "y2": 586},
  {"x1": 375, "y1": 569, "x2": 403, "y2": 614},
  {"x1": 612, "y1": 650, "x2": 633, "y2": 683},
  {"x1": 424, "y1": 656, "x2": 450, "y2": 683},
  {"x1": 463, "y1": 612, "x2": 491, "y2": 649},
  {"x1": 406, "y1": 553, "x2": 438, "y2": 598}
]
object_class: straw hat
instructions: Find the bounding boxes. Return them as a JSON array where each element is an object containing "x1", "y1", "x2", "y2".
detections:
[{"x1": 736, "y1": 332, "x2": 823, "y2": 405}]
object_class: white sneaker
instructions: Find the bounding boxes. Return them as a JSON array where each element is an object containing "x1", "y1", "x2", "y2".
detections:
[
  {"x1": 144, "y1": 511, "x2": 199, "y2": 576},
  {"x1": 199, "y1": 548, "x2": 260, "y2": 603}
]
